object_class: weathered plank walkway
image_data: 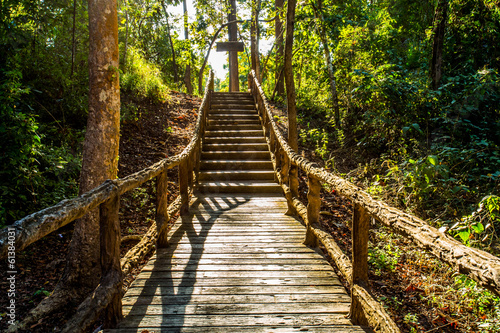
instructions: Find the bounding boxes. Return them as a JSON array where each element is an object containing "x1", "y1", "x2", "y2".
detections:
[
  {"x1": 110, "y1": 194, "x2": 369, "y2": 332},
  {"x1": 106, "y1": 92, "x2": 370, "y2": 332}
]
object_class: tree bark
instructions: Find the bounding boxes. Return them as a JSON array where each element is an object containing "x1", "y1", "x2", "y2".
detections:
[
  {"x1": 430, "y1": 0, "x2": 448, "y2": 90},
  {"x1": 70, "y1": 0, "x2": 77, "y2": 77},
  {"x1": 251, "y1": 0, "x2": 261, "y2": 81},
  {"x1": 275, "y1": 0, "x2": 285, "y2": 98},
  {"x1": 183, "y1": 0, "x2": 193, "y2": 94},
  {"x1": 311, "y1": 0, "x2": 340, "y2": 127},
  {"x1": 228, "y1": 0, "x2": 239, "y2": 92},
  {"x1": 284, "y1": 0, "x2": 298, "y2": 202}
]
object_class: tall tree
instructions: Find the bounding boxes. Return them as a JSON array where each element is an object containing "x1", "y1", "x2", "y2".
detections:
[
  {"x1": 251, "y1": 0, "x2": 261, "y2": 80},
  {"x1": 430, "y1": 0, "x2": 448, "y2": 90},
  {"x1": 183, "y1": 0, "x2": 193, "y2": 94},
  {"x1": 275, "y1": 0, "x2": 285, "y2": 98},
  {"x1": 11, "y1": 0, "x2": 121, "y2": 330},
  {"x1": 311, "y1": 0, "x2": 340, "y2": 127},
  {"x1": 284, "y1": 0, "x2": 298, "y2": 202}
]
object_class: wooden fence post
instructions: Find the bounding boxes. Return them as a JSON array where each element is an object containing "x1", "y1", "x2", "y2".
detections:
[
  {"x1": 156, "y1": 171, "x2": 169, "y2": 248},
  {"x1": 99, "y1": 193, "x2": 122, "y2": 327},
  {"x1": 179, "y1": 159, "x2": 189, "y2": 215},
  {"x1": 350, "y1": 203, "x2": 370, "y2": 325},
  {"x1": 289, "y1": 162, "x2": 299, "y2": 200},
  {"x1": 304, "y1": 174, "x2": 320, "y2": 247}
]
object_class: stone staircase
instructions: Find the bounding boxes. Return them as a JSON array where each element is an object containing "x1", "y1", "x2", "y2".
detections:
[{"x1": 197, "y1": 92, "x2": 281, "y2": 194}]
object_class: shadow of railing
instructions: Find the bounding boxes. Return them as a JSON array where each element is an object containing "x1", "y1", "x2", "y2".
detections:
[{"x1": 120, "y1": 194, "x2": 252, "y2": 331}]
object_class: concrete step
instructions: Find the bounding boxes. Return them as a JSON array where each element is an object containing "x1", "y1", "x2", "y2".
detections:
[
  {"x1": 197, "y1": 180, "x2": 282, "y2": 194},
  {"x1": 200, "y1": 160, "x2": 273, "y2": 171},
  {"x1": 203, "y1": 143, "x2": 269, "y2": 151},
  {"x1": 204, "y1": 137, "x2": 266, "y2": 144},
  {"x1": 201, "y1": 151, "x2": 270, "y2": 160},
  {"x1": 205, "y1": 130, "x2": 263, "y2": 137},
  {"x1": 198, "y1": 170, "x2": 275, "y2": 181}
]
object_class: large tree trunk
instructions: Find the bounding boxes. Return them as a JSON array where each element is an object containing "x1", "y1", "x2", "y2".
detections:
[
  {"x1": 430, "y1": 0, "x2": 448, "y2": 90},
  {"x1": 275, "y1": 0, "x2": 285, "y2": 98},
  {"x1": 251, "y1": 0, "x2": 261, "y2": 80},
  {"x1": 8, "y1": 1, "x2": 121, "y2": 331},
  {"x1": 312, "y1": 0, "x2": 340, "y2": 127},
  {"x1": 284, "y1": 0, "x2": 298, "y2": 205}
]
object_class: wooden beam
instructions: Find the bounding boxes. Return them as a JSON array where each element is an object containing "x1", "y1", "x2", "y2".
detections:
[{"x1": 216, "y1": 42, "x2": 244, "y2": 52}]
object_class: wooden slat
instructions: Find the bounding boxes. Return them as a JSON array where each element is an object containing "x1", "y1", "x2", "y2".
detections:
[{"x1": 106, "y1": 327, "x2": 369, "y2": 333}]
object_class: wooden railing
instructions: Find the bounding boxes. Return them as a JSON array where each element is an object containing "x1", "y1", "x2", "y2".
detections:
[
  {"x1": 248, "y1": 70, "x2": 500, "y2": 332},
  {"x1": 0, "y1": 71, "x2": 214, "y2": 332}
]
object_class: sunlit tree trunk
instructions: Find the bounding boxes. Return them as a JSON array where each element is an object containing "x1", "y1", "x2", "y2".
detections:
[
  {"x1": 284, "y1": 0, "x2": 298, "y2": 203},
  {"x1": 312, "y1": 0, "x2": 339, "y2": 127},
  {"x1": 275, "y1": 0, "x2": 285, "y2": 98},
  {"x1": 431, "y1": 0, "x2": 448, "y2": 90},
  {"x1": 251, "y1": 0, "x2": 261, "y2": 80},
  {"x1": 11, "y1": 1, "x2": 121, "y2": 330},
  {"x1": 183, "y1": 0, "x2": 193, "y2": 94}
]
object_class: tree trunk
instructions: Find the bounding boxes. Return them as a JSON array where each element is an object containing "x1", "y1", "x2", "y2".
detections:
[
  {"x1": 10, "y1": 1, "x2": 121, "y2": 330},
  {"x1": 251, "y1": 0, "x2": 261, "y2": 80},
  {"x1": 228, "y1": 0, "x2": 239, "y2": 92},
  {"x1": 123, "y1": 9, "x2": 129, "y2": 71},
  {"x1": 67, "y1": 0, "x2": 121, "y2": 292},
  {"x1": 183, "y1": 0, "x2": 193, "y2": 94},
  {"x1": 312, "y1": 0, "x2": 340, "y2": 127},
  {"x1": 70, "y1": 0, "x2": 77, "y2": 77},
  {"x1": 166, "y1": 16, "x2": 178, "y2": 82},
  {"x1": 430, "y1": 0, "x2": 448, "y2": 90},
  {"x1": 284, "y1": 0, "x2": 297, "y2": 153},
  {"x1": 284, "y1": 0, "x2": 298, "y2": 201},
  {"x1": 275, "y1": 0, "x2": 285, "y2": 98}
]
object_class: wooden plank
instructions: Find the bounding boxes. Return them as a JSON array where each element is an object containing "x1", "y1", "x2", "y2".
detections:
[
  {"x1": 124, "y1": 285, "x2": 346, "y2": 296},
  {"x1": 107, "y1": 326, "x2": 370, "y2": 333},
  {"x1": 154, "y1": 245, "x2": 318, "y2": 253},
  {"x1": 122, "y1": 302, "x2": 350, "y2": 316},
  {"x1": 163, "y1": 253, "x2": 325, "y2": 259},
  {"x1": 140, "y1": 264, "x2": 334, "y2": 272},
  {"x1": 117, "y1": 313, "x2": 354, "y2": 328},
  {"x1": 132, "y1": 270, "x2": 338, "y2": 279},
  {"x1": 121, "y1": 294, "x2": 350, "y2": 306},
  {"x1": 129, "y1": 277, "x2": 343, "y2": 287},
  {"x1": 148, "y1": 258, "x2": 330, "y2": 265}
]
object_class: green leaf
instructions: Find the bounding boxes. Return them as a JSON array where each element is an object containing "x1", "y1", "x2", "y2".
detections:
[
  {"x1": 471, "y1": 223, "x2": 484, "y2": 234},
  {"x1": 457, "y1": 230, "x2": 470, "y2": 243},
  {"x1": 427, "y1": 155, "x2": 438, "y2": 166}
]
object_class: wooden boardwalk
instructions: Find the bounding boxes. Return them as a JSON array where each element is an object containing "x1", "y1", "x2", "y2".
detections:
[{"x1": 109, "y1": 194, "x2": 369, "y2": 332}]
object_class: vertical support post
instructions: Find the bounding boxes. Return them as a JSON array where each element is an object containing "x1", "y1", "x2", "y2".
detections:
[
  {"x1": 99, "y1": 192, "x2": 122, "y2": 328},
  {"x1": 187, "y1": 152, "x2": 194, "y2": 189},
  {"x1": 350, "y1": 203, "x2": 370, "y2": 325},
  {"x1": 156, "y1": 171, "x2": 169, "y2": 248},
  {"x1": 179, "y1": 159, "x2": 189, "y2": 215},
  {"x1": 304, "y1": 174, "x2": 320, "y2": 247},
  {"x1": 281, "y1": 152, "x2": 295, "y2": 215},
  {"x1": 289, "y1": 163, "x2": 299, "y2": 199}
]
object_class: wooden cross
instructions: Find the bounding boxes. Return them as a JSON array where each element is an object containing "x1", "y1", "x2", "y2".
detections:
[{"x1": 216, "y1": 0, "x2": 244, "y2": 92}]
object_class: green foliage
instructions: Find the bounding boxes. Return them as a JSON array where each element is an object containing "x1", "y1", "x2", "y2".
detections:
[
  {"x1": 453, "y1": 274, "x2": 500, "y2": 332},
  {"x1": 0, "y1": 67, "x2": 80, "y2": 226},
  {"x1": 121, "y1": 47, "x2": 170, "y2": 103},
  {"x1": 450, "y1": 195, "x2": 500, "y2": 252}
]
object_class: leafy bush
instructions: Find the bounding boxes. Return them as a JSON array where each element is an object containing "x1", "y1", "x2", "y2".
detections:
[{"x1": 121, "y1": 47, "x2": 169, "y2": 103}]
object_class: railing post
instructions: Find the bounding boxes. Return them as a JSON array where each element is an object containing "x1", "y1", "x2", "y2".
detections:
[
  {"x1": 304, "y1": 174, "x2": 320, "y2": 247},
  {"x1": 156, "y1": 171, "x2": 169, "y2": 248},
  {"x1": 281, "y1": 151, "x2": 296, "y2": 215},
  {"x1": 350, "y1": 203, "x2": 371, "y2": 325},
  {"x1": 289, "y1": 162, "x2": 299, "y2": 200},
  {"x1": 179, "y1": 159, "x2": 189, "y2": 215},
  {"x1": 99, "y1": 192, "x2": 122, "y2": 328}
]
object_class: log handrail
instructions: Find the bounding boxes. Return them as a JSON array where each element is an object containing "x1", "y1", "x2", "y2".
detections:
[
  {"x1": 248, "y1": 70, "x2": 500, "y2": 330},
  {"x1": 1, "y1": 71, "x2": 214, "y2": 331}
]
